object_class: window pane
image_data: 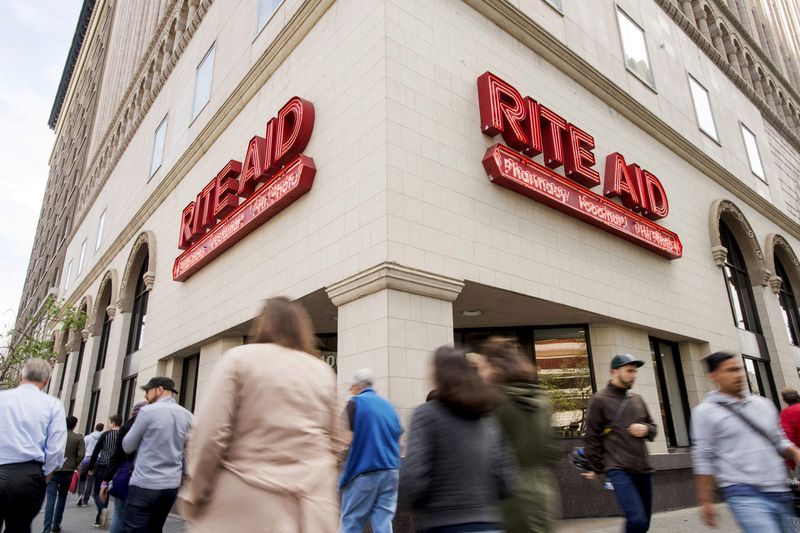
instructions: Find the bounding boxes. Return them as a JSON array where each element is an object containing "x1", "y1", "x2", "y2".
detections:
[
  {"x1": 95, "y1": 210, "x2": 106, "y2": 251},
  {"x1": 545, "y1": 0, "x2": 562, "y2": 11},
  {"x1": 192, "y1": 46, "x2": 215, "y2": 119},
  {"x1": 744, "y1": 357, "x2": 761, "y2": 396},
  {"x1": 150, "y1": 116, "x2": 168, "y2": 177},
  {"x1": 180, "y1": 355, "x2": 200, "y2": 412},
  {"x1": 534, "y1": 327, "x2": 592, "y2": 437},
  {"x1": 650, "y1": 340, "x2": 690, "y2": 447},
  {"x1": 617, "y1": 9, "x2": 654, "y2": 87},
  {"x1": 77, "y1": 240, "x2": 87, "y2": 275},
  {"x1": 257, "y1": 0, "x2": 283, "y2": 32},
  {"x1": 64, "y1": 260, "x2": 72, "y2": 292},
  {"x1": 688, "y1": 76, "x2": 718, "y2": 140},
  {"x1": 741, "y1": 125, "x2": 766, "y2": 180}
]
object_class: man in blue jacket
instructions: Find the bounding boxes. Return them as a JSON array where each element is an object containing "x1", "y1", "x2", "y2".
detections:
[{"x1": 340, "y1": 369, "x2": 403, "y2": 533}]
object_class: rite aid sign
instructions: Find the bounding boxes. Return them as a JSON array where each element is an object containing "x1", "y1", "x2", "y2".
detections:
[{"x1": 478, "y1": 72, "x2": 682, "y2": 259}]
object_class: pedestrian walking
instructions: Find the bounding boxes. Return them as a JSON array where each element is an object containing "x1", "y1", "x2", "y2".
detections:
[
  {"x1": 780, "y1": 387, "x2": 800, "y2": 470},
  {"x1": 89, "y1": 415, "x2": 121, "y2": 527},
  {"x1": 98, "y1": 401, "x2": 146, "y2": 533},
  {"x1": 41, "y1": 415, "x2": 84, "y2": 533},
  {"x1": 400, "y1": 346, "x2": 517, "y2": 532},
  {"x1": 691, "y1": 351, "x2": 800, "y2": 532},
  {"x1": 582, "y1": 354, "x2": 657, "y2": 533},
  {"x1": 0, "y1": 358, "x2": 67, "y2": 533},
  {"x1": 179, "y1": 297, "x2": 347, "y2": 533},
  {"x1": 78, "y1": 423, "x2": 104, "y2": 507},
  {"x1": 339, "y1": 368, "x2": 403, "y2": 533},
  {"x1": 473, "y1": 338, "x2": 559, "y2": 533},
  {"x1": 121, "y1": 377, "x2": 192, "y2": 532}
]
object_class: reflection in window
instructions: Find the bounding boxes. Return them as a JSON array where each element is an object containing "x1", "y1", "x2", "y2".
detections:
[
  {"x1": 776, "y1": 257, "x2": 800, "y2": 346},
  {"x1": 688, "y1": 75, "x2": 718, "y2": 140},
  {"x1": 180, "y1": 355, "x2": 200, "y2": 412},
  {"x1": 192, "y1": 45, "x2": 215, "y2": 119},
  {"x1": 741, "y1": 124, "x2": 766, "y2": 181},
  {"x1": 150, "y1": 116, "x2": 168, "y2": 177},
  {"x1": 720, "y1": 221, "x2": 761, "y2": 333},
  {"x1": 544, "y1": 0, "x2": 562, "y2": 12},
  {"x1": 744, "y1": 356, "x2": 777, "y2": 406},
  {"x1": 257, "y1": 0, "x2": 282, "y2": 32},
  {"x1": 617, "y1": 8, "x2": 655, "y2": 87},
  {"x1": 533, "y1": 327, "x2": 592, "y2": 437}
]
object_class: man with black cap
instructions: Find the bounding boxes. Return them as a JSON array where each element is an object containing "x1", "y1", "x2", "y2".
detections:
[
  {"x1": 122, "y1": 377, "x2": 192, "y2": 532},
  {"x1": 582, "y1": 354, "x2": 657, "y2": 533}
]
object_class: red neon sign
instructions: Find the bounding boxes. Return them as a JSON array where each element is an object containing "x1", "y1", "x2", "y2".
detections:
[
  {"x1": 173, "y1": 97, "x2": 316, "y2": 281},
  {"x1": 477, "y1": 72, "x2": 681, "y2": 258}
]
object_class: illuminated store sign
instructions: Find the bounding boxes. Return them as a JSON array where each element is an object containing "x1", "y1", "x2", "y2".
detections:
[
  {"x1": 173, "y1": 97, "x2": 315, "y2": 281},
  {"x1": 478, "y1": 72, "x2": 682, "y2": 259}
]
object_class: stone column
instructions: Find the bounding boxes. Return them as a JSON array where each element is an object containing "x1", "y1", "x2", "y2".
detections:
[
  {"x1": 196, "y1": 338, "x2": 244, "y2": 398},
  {"x1": 588, "y1": 324, "x2": 668, "y2": 454},
  {"x1": 327, "y1": 262, "x2": 464, "y2": 429}
]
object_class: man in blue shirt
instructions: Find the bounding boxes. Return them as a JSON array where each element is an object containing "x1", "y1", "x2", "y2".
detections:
[
  {"x1": 340, "y1": 369, "x2": 403, "y2": 533},
  {"x1": 0, "y1": 358, "x2": 67, "y2": 532},
  {"x1": 122, "y1": 377, "x2": 192, "y2": 532}
]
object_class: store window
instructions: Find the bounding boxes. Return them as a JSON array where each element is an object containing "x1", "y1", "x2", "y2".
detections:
[
  {"x1": 720, "y1": 221, "x2": 761, "y2": 333},
  {"x1": 650, "y1": 338, "x2": 690, "y2": 447},
  {"x1": 455, "y1": 325, "x2": 593, "y2": 437},
  {"x1": 192, "y1": 45, "x2": 215, "y2": 119},
  {"x1": 256, "y1": 0, "x2": 282, "y2": 32},
  {"x1": 95, "y1": 210, "x2": 106, "y2": 251},
  {"x1": 616, "y1": 7, "x2": 655, "y2": 88},
  {"x1": 96, "y1": 311, "x2": 112, "y2": 371},
  {"x1": 775, "y1": 256, "x2": 800, "y2": 346},
  {"x1": 318, "y1": 334, "x2": 338, "y2": 372},
  {"x1": 688, "y1": 75, "x2": 718, "y2": 141},
  {"x1": 85, "y1": 389, "x2": 100, "y2": 434},
  {"x1": 740, "y1": 124, "x2": 766, "y2": 181},
  {"x1": 179, "y1": 355, "x2": 200, "y2": 412},
  {"x1": 743, "y1": 356, "x2": 778, "y2": 407},
  {"x1": 119, "y1": 375, "x2": 138, "y2": 421},
  {"x1": 127, "y1": 256, "x2": 150, "y2": 355},
  {"x1": 150, "y1": 115, "x2": 168, "y2": 177}
]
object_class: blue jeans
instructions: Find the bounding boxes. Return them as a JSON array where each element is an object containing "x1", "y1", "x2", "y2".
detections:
[
  {"x1": 123, "y1": 485, "x2": 178, "y2": 533},
  {"x1": 340, "y1": 469, "x2": 399, "y2": 533},
  {"x1": 41, "y1": 471, "x2": 72, "y2": 532},
  {"x1": 727, "y1": 494, "x2": 796, "y2": 533},
  {"x1": 607, "y1": 469, "x2": 652, "y2": 533}
]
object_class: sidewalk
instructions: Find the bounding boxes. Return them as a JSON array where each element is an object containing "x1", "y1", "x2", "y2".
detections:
[
  {"x1": 31, "y1": 495, "x2": 186, "y2": 533},
  {"x1": 556, "y1": 503, "x2": 742, "y2": 532}
]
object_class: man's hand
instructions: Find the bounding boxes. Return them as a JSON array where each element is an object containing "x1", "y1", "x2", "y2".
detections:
[
  {"x1": 787, "y1": 447, "x2": 800, "y2": 466},
  {"x1": 99, "y1": 487, "x2": 108, "y2": 503},
  {"x1": 581, "y1": 471, "x2": 597, "y2": 480},
  {"x1": 627, "y1": 423, "x2": 649, "y2": 438},
  {"x1": 700, "y1": 502, "x2": 717, "y2": 528}
]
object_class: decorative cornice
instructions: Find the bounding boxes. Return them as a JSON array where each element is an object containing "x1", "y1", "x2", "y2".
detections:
[
  {"x1": 711, "y1": 245, "x2": 728, "y2": 267},
  {"x1": 106, "y1": 305, "x2": 117, "y2": 320},
  {"x1": 768, "y1": 274, "x2": 782, "y2": 294},
  {"x1": 463, "y1": 0, "x2": 800, "y2": 242},
  {"x1": 143, "y1": 271, "x2": 156, "y2": 292},
  {"x1": 326, "y1": 262, "x2": 465, "y2": 307}
]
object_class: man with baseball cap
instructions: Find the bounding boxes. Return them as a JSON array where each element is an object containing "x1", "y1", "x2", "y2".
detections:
[
  {"x1": 122, "y1": 377, "x2": 192, "y2": 532},
  {"x1": 582, "y1": 354, "x2": 658, "y2": 533}
]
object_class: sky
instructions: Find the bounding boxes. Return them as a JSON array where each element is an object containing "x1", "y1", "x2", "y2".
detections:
[{"x1": 0, "y1": 1, "x2": 83, "y2": 336}]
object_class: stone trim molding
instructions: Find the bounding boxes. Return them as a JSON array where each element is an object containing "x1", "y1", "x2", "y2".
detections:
[
  {"x1": 709, "y1": 199, "x2": 768, "y2": 285},
  {"x1": 119, "y1": 231, "x2": 157, "y2": 312},
  {"x1": 768, "y1": 274, "x2": 782, "y2": 294},
  {"x1": 326, "y1": 262, "x2": 465, "y2": 307},
  {"x1": 89, "y1": 269, "x2": 118, "y2": 335},
  {"x1": 66, "y1": 328, "x2": 82, "y2": 353},
  {"x1": 464, "y1": 0, "x2": 800, "y2": 243},
  {"x1": 765, "y1": 233, "x2": 800, "y2": 295}
]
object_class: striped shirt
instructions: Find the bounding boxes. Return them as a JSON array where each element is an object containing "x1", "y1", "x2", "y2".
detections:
[{"x1": 90, "y1": 429, "x2": 119, "y2": 468}]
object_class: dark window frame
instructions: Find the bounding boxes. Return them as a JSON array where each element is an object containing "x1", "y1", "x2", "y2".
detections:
[
  {"x1": 179, "y1": 355, "x2": 200, "y2": 412},
  {"x1": 720, "y1": 222, "x2": 762, "y2": 333},
  {"x1": 126, "y1": 256, "x2": 150, "y2": 355},
  {"x1": 85, "y1": 389, "x2": 101, "y2": 434},
  {"x1": 743, "y1": 355, "x2": 780, "y2": 409},
  {"x1": 649, "y1": 337, "x2": 691, "y2": 448},
  {"x1": 57, "y1": 355, "x2": 69, "y2": 398},
  {"x1": 74, "y1": 337, "x2": 86, "y2": 383},
  {"x1": 96, "y1": 314, "x2": 112, "y2": 372},
  {"x1": 118, "y1": 375, "x2": 137, "y2": 421},
  {"x1": 775, "y1": 257, "x2": 800, "y2": 346}
]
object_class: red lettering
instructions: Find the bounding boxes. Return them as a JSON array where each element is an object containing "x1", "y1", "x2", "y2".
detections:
[
  {"x1": 191, "y1": 180, "x2": 217, "y2": 239},
  {"x1": 178, "y1": 202, "x2": 195, "y2": 250},
  {"x1": 643, "y1": 171, "x2": 669, "y2": 220},
  {"x1": 539, "y1": 106, "x2": 567, "y2": 169},
  {"x1": 603, "y1": 153, "x2": 643, "y2": 211},
  {"x1": 214, "y1": 160, "x2": 243, "y2": 219},
  {"x1": 273, "y1": 97, "x2": 315, "y2": 168},
  {"x1": 563, "y1": 124, "x2": 600, "y2": 188},
  {"x1": 521, "y1": 97, "x2": 543, "y2": 157},
  {"x1": 238, "y1": 136, "x2": 267, "y2": 197},
  {"x1": 477, "y1": 72, "x2": 529, "y2": 151}
]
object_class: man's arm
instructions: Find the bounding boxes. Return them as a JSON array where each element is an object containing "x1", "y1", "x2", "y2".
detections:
[
  {"x1": 77, "y1": 437, "x2": 85, "y2": 466},
  {"x1": 89, "y1": 433, "x2": 104, "y2": 471},
  {"x1": 583, "y1": 397, "x2": 605, "y2": 473},
  {"x1": 690, "y1": 406, "x2": 718, "y2": 527},
  {"x1": 42, "y1": 401, "x2": 67, "y2": 476},
  {"x1": 640, "y1": 396, "x2": 658, "y2": 441},
  {"x1": 694, "y1": 474, "x2": 718, "y2": 527},
  {"x1": 122, "y1": 411, "x2": 148, "y2": 454}
]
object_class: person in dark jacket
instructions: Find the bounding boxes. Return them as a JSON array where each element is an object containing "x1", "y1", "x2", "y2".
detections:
[
  {"x1": 41, "y1": 415, "x2": 85, "y2": 533},
  {"x1": 89, "y1": 414, "x2": 122, "y2": 527},
  {"x1": 474, "y1": 338, "x2": 559, "y2": 533},
  {"x1": 583, "y1": 354, "x2": 657, "y2": 533},
  {"x1": 400, "y1": 346, "x2": 517, "y2": 532},
  {"x1": 99, "y1": 402, "x2": 146, "y2": 533}
]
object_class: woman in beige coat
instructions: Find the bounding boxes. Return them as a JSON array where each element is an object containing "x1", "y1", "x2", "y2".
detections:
[{"x1": 179, "y1": 297, "x2": 347, "y2": 533}]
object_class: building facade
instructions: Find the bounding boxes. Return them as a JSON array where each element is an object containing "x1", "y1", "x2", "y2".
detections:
[{"x1": 17, "y1": 0, "x2": 800, "y2": 517}]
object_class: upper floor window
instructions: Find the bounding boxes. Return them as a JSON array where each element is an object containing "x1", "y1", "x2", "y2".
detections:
[
  {"x1": 688, "y1": 75, "x2": 718, "y2": 141},
  {"x1": 775, "y1": 257, "x2": 800, "y2": 346},
  {"x1": 64, "y1": 260, "x2": 73, "y2": 292},
  {"x1": 77, "y1": 240, "x2": 87, "y2": 275},
  {"x1": 740, "y1": 124, "x2": 766, "y2": 182},
  {"x1": 720, "y1": 221, "x2": 761, "y2": 333},
  {"x1": 150, "y1": 116, "x2": 168, "y2": 177},
  {"x1": 616, "y1": 7, "x2": 655, "y2": 88},
  {"x1": 96, "y1": 311, "x2": 112, "y2": 372},
  {"x1": 192, "y1": 45, "x2": 215, "y2": 119},
  {"x1": 95, "y1": 210, "x2": 106, "y2": 251},
  {"x1": 127, "y1": 256, "x2": 150, "y2": 355},
  {"x1": 257, "y1": 0, "x2": 282, "y2": 33},
  {"x1": 544, "y1": 0, "x2": 562, "y2": 12}
]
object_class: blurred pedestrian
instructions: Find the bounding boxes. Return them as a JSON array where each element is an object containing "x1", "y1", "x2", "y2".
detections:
[
  {"x1": 339, "y1": 368, "x2": 403, "y2": 533},
  {"x1": 41, "y1": 415, "x2": 84, "y2": 533},
  {"x1": 474, "y1": 338, "x2": 559, "y2": 533},
  {"x1": 89, "y1": 415, "x2": 121, "y2": 527},
  {"x1": 122, "y1": 378, "x2": 192, "y2": 532},
  {"x1": 78, "y1": 423, "x2": 104, "y2": 507},
  {"x1": 692, "y1": 352, "x2": 800, "y2": 532},
  {"x1": 400, "y1": 346, "x2": 517, "y2": 533},
  {"x1": 582, "y1": 354, "x2": 657, "y2": 533},
  {"x1": 0, "y1": 358, "x2": 66, "y2": 532},
  {"x1": 179, "y1": 297, "x2": 346, "y2": 533},
  {"x1": 780, "y1": 388, "x2": 800, "y2": 470},
  {"x1": 99, "y1": 401, "x2": 146, "y2": 533}
]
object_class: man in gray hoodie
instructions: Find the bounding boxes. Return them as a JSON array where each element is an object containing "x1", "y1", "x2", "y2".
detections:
[{"x1": 692, "y1": 351, "x2": 800, "y2": 532}]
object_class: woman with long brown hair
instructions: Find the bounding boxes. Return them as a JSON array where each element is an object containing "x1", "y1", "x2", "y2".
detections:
[
  {"x1": 400, "y1": 346, "x2": 517, "y2": 532},
  {"x1": 474, "y1": 337, "x2": 559, "y2": 533},
  {"x1": 179, "y1": 297, "x2": 346, "y2": 532}
]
